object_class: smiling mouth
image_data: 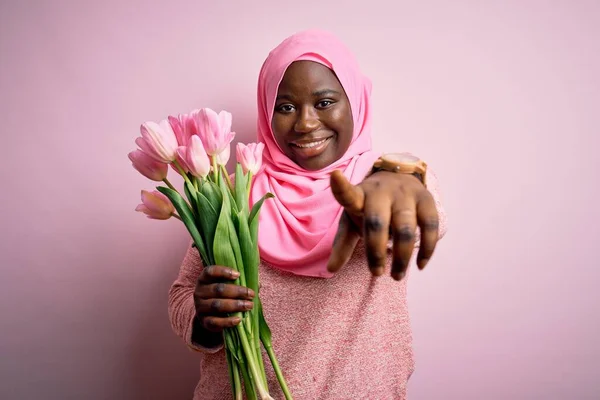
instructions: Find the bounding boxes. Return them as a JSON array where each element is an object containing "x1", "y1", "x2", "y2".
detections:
[
  {"x1": 291, "y1": 137, "x2": 331, "y2": 148},
  {"x1": 289, "y1": 136, "x2": 333, "y2": 159}
]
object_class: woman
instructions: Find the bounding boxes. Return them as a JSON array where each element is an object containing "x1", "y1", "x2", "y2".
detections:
[{"x1": 169, "y1": 29, "x2": 447, "y2": 399}]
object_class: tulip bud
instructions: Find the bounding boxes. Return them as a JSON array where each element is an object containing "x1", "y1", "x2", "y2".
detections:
[
  {"x1": 138, "y1": 119, "x2": 179, "y2": 163},
  {"x1": 236, "y1": 142, "x2": 265, "y2": 174},
  {"x1": 168, "y1": 111, "x2": 198, "y2": 147},
  {"x1": 215, "y1": 142, "x2": 231, "y2": 166},
  {"x1": 182, "y1": 135, "x2": 211, "y2": 178},
  {"x1": 194, "y1": 108, "x2": 235, "y2": 156},
  {"x1": 135, "y1": 190, "x2": 175, "y2": 220},
  {"x1": 128, "y1": 150, "x2": 168, "y2": 181}
]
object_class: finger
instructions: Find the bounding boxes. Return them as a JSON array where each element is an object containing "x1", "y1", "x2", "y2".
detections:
[
  {"x1": 330, "y1": 170, "x2": 365, "y2": 215},
  {"x1": 390, "y1": 198, "x2": 418, "y2": 281},
  {"x1": 363, "y1": 191, "x2": 392, "y2": 276},
  {"x1": 202, "y1": 315, "x2": 242, "y2": 332},
  {"x1": 327, "y1": 212, "x2": 361, "y2": 273},
  {"x1": 199, "y1": 265, "x2": 240, "y2": 283},
  {"x1": 196, "y1": 298, "x2": 254, "y2": 314},
  {"x1": 196, "y1": 283, "x2": 255, "y2": 300},
  {"x1": 416, "y1": 192, "x2": 440, "y2": 270}
]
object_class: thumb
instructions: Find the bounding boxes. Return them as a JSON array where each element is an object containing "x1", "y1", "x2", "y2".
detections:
[{"x1": 330, "y1": 170, "x2": 365, "y2": 215}]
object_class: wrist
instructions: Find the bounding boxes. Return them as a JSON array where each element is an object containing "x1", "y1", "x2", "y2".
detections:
[
  {"x1": 369, "y1": 153, "x2": 428, "y2": 187},
  {"x1": 367, "y1": 168, "x2": 425, "y2": 186}
]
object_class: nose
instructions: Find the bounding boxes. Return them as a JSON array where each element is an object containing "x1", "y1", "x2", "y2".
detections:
[{"x1": 293, "y1": 106, "x2": 320, "y2": 134}]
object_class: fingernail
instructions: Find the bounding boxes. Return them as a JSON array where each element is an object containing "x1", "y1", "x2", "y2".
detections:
[
  {"x1": 243, "y1": 301, "x2": 254, "y2": 310},
  {"x1": 230, "y1": 270, "x2": 240, "y2": 278},
  {"x1": 247, "y1": 289, "x2": 255, "y2": 298},
  {"x1": 373, "y1": 266, "x2": 384, "y2": 276},
  {"x1": 392, "y1": 271, "x2": 405, "y2": 281},
  {"x1": 418, "y1": 258, "x2": 429, "y2": 270}
]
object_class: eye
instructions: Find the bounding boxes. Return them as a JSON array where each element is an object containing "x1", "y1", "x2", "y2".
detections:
[
  {"x1": 275, "y1": 104, "x2": 295, "y2": 113},
  {"x1": 316, "y1": 99, "x2": 335, "y2": 109}
]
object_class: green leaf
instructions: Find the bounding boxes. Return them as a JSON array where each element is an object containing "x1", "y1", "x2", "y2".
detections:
[
  {"x1": 237, "y1": 208, "x2": 263, "y2": 387},
  {"x1": 219, "y1": 171, "x2": 239, "y2": 215},
  {"x1": 195, "y1": 192, "x2": 218, "y2": 266},
  {"x1": 248, "y1": 192, "x2": 274, "y2": 227},
  {"x1": 184, "y1": 179, "x2": 198, "y2": 210},
  {"x1": 212, "y1": 186, "x2": 237, "y2": 272},
  {"x1": 249, "y1": 192, "x2": 274, "y2": 246},
  {"x1": 236, "y1": 210, "x2": 259, "y2": 294},
  {"x1": 201, "y1": 180, "x2": 222, "y2": 213},
  {"x1": 184, "y1": 181, "x2": 193, "y2": 205},
  {"x1": 156, "y1": 186, "x2": 208, "y2": 266},
  {"x1": 257, "y1": 298, "x2": 272, "y2": 344},
  {"x1": 227, "y1": 209, "x2": 246, "y2": 288},
  {"x1": 234, "y1": 163, "x2": 249, "y2": 214}
]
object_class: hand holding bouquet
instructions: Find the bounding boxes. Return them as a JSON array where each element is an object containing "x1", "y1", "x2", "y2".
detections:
[{"x1": 128, "y1": 108, "x2": 291, "y2": 400}]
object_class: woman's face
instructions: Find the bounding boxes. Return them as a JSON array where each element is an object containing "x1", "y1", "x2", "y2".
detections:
[{"x1": 271, "y1": 61, "x2": 354, "y2": 171}]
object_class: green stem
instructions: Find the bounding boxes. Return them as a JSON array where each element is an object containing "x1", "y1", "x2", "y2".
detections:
[
  {"x1": 220, "y1": 164, "x2": 233, "y2": 191},
  {"x1": 211, "y1": 156, "x2": 219, "y2": 183},
  {"x1": 246, "y1": 171, "x2": 253, "y2": 197},
  {"x1": 239, "y1": 353, "x2": 258, "y2": 400},
  {"x1": 252, "y1": 302, "x2": 266, "y2": 388},
  {"x1": 255, "y1": 327, "x2": 267, "y2": 389},
  {"x1": 163, "y1": 177, "x2": 176, "y2": 191},
  {"x1": 244, "y1": 312, "x2": 253, "y2": 339},
  {"x1": 236, "y1": 324, "x2": 273, "y2": 400},
  {"x1": 173, "y1": 160, "x2": 194, "y2": 188},
  {"x1": 264, "y1": 343, "x2": 292, "y2": 400},
  {"x1": 226, "y1": 346, "x2": 243, "y2": 400}
]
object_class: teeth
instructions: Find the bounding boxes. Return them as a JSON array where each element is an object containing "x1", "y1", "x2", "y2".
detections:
[{"x1": 294, "y1": 138, "x2": 327, "y2": 148}]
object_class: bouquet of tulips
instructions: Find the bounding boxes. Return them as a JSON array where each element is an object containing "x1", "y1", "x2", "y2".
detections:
[{"x1": 128, "y1": 108, "x2": 291, "y2": 400}]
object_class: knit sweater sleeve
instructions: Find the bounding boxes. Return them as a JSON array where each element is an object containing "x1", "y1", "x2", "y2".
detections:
[{"x1": 167, "y1": 241, "x2": 224, "y2": 353}]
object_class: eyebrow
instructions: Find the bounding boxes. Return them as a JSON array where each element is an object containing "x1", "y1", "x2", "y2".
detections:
[
  {"x1": 275, "y1": 89, "x2": 341, "y2": 102},
  {"x1": 312, "y1": 89, "x2": 341, "y2": 97}
]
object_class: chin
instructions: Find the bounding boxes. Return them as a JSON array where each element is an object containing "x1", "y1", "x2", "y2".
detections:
[{"x1": 300, "y1": 155, "x2": 338, "y2": 171}]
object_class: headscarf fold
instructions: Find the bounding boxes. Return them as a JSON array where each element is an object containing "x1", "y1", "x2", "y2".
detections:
[{"x1": 251, "y1": 30, "x2": 380, "y2": 278}]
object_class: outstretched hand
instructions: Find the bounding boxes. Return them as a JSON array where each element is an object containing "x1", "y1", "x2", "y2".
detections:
[{"x1": 327, "y1": 170, "x2": 440, "y2": 280}]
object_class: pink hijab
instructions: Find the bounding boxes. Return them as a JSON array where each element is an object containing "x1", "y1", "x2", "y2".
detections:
[{"x1": 250, "y1": 30, "x2": 380, "y2": 278}]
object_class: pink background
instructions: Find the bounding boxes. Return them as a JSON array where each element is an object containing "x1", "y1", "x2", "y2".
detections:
[{"x1": 1, "y1": 0, "x2": 599, "y2": 399}]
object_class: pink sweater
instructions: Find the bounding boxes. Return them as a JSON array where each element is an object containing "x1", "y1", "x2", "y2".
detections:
[{"x1": 168, "y1": 175, "x2": 447, "y2": 400}]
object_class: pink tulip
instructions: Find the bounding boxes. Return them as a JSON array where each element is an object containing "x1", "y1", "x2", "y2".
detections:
[
  {"x1": 236, "y1": 142, "x2": 265, "y2": 174},
  {"x1": 177, "y1": 135, "x2": 211, "y2": 178},
  {"x1": 128, "y1": 150, "x2": 168, "y2": 181},
  {"x1": 173, "y1": 146, "x2": 189, "y2": 174},
  {"x1": 194, "y1": 108, "x2": 235, "y2": 155},
  {"x1": 137, "y1": 119, "x2": 179, "y2": 163},
  {"x1": 168, "y1": 110, "x2": 199, "y2": 147},
  {"x1": 215, "y1": 142, "x2": 231, "y2": 166},
  {"x1": 135, "y1": 190, "x2": 174, "y2": 220}
]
